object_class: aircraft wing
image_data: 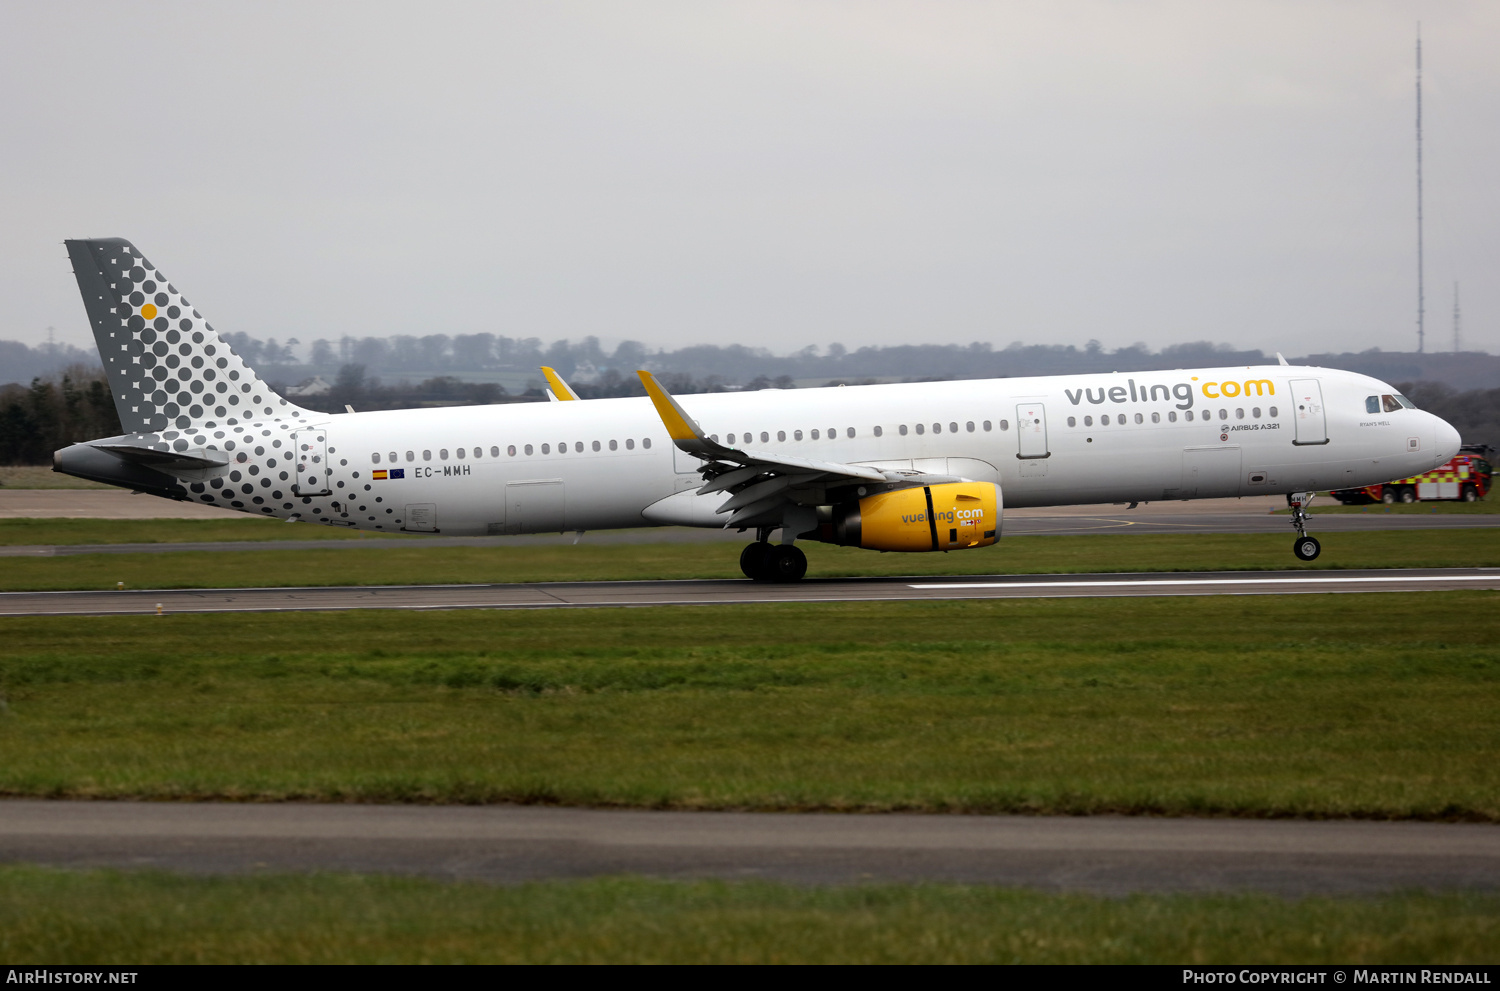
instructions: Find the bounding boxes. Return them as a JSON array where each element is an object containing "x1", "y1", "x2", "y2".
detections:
[{"x1": 636, "y1": 370, "x2": 938, "y2": 529}]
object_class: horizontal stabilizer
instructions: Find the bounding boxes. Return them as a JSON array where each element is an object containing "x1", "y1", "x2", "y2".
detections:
[{"x1": 92, "y1": 444, "x2": 230, "y2": 471}]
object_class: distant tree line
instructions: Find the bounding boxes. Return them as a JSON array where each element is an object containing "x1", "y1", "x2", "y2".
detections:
[
  {"x1": 218, "y1": 334, "x2": 1500, "y2": 393},
  {"x1": 8, "y1": 332, "x2": 1500, "y2": 392},
  {"x1": 1398, "y1": 382, "x2": 1500, "y2": 456},
  {"x1": 287, "y1": 364, "x2": 800, "y2": 414},
  {"x1": 0, "y1": 366, "x2": 122, "y2": 466},
  {"x1": 0, "y1": 339, "x2": 101, "y2": 386}
]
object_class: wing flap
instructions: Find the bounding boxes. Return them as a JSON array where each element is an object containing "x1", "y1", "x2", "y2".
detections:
[
  {"x1": 717, "y1": 473, "x2": 820, "y2": 514},
  {"x1": 635, "y1": 370, "x2": 883, "y2": 482},
  {"x1": 634, "y1": 370, "x2": 902, "y2": 532},
  {"x1": 697, "y1": 464, "x2": 766, "y2": 494}
]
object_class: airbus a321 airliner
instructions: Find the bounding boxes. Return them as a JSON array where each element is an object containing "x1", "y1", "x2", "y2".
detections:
[{"x1": 54, "y1": 238, "x2": 1462, "y2": 581}]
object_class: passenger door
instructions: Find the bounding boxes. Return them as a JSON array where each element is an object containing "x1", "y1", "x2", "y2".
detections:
[
  {"x1": 672, "y1": 444, "x2": 701, "y2": 490},
  {"x1": 1289, "y1": 378, "x2": 1329, "y2": 446},
  {"x1": 292, "y1": 427, "x2": 331, "y2": 495},
  {"x1": 1016, "y1": 404, "x2": 1049, "y2": 460}
]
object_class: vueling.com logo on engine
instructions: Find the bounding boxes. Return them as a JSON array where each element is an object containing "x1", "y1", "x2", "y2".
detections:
[{"x1": 901, "y1": 507, "x2": 985, "y2": 525}]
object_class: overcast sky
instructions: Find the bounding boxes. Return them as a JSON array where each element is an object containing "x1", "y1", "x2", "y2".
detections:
[{"x1": 2, "y1": 1, "x2": 1496, "y2": 359}]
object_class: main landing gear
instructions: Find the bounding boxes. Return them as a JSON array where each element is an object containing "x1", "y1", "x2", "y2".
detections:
[
  {"x1": 740, "y1": 539, "x2": 808, "y2": 582},
  {"x1": 1287, "y1": 491, "x2": 1321, "y2": 561}
]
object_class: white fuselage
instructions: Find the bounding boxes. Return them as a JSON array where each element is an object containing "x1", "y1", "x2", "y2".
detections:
[{"x1": 276, "y1": 364, "x2": 1458, "y2": 537}]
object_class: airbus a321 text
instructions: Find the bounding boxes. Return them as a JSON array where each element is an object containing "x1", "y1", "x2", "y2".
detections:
[{"x1": 54, "y1": 238, "x2": 1463, "y2": 581}]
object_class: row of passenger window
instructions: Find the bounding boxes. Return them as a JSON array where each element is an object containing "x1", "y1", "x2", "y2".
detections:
[
  {"x1": 371, "y1": 406, "x2": 1253, "y2": 464},
  {"x1": 1066, "y1": 406, "x2": 1279, "y2": 428},
  {"x1": 712, "y1": 420, "x2": 1011, "y2": 446},
  {"x1": 368, "y1": 419, "x2": 1026, "y2": 463},
  {"x1": 371, "y1": 438, "x2": 654, "y2": 463}
]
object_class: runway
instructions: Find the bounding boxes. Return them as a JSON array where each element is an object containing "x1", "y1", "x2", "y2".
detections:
[
  {"x1": 1006, "y1": 510, "x2": 1500, "y2": 536},
  {"x1": 3, "y1": 800, "x2": 1496, "y2": 895},
  {"x1": 2, "y1": 491, "x2": 1495, "y2": 559},
  {"x1": 2, "y1": 567, "x2": 1496, "y2": 616},
  {"x1": 2, "y1": 510, "x2": 1496, "y2": 558}
]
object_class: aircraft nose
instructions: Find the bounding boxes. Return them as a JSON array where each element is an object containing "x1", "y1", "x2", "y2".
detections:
[{"x1": 1434, "y1": 415, "x2": 1461, "y2": 462}]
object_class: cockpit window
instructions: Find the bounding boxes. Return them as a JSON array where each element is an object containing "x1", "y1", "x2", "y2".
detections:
[{"x1": 1370, "y1": 394, "x2": 1413, "y2": 413}]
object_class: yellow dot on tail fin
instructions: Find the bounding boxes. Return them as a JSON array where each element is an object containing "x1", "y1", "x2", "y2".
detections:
[{"x1": 141, "y1": 303, "x2": 157, "y2": 319}]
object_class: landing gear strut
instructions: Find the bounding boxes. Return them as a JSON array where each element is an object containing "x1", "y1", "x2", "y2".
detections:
[
  {"x1": 739, "y1": 538, "x2": 808, "y2": 582},
  {"x1": 1287, "y1": 491, "x2": 1321, "y2": 561}
]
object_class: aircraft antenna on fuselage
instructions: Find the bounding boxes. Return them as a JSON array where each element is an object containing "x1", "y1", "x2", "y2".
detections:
[{"x1": 1416, "y1": 24, "x2": 1426, "y2": 354}]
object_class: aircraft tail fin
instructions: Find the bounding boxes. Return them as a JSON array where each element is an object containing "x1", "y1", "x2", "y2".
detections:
[{"x1": 64, "y1": 238, "x2": 315, "y2": 434}]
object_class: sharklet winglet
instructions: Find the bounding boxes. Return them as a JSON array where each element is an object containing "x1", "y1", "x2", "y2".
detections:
[
  {"x1": 636, "y1": 370, "x2": 716, "y2": 454},
  {"x1": 541, "y1": 366, "x2": 580, "y2": 401},
  {"x1": 633, "y1": 371, "x2": 886, "y2": 483}
]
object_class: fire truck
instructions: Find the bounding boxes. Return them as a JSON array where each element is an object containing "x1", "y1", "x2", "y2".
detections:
[{"x1": 1332, "y1": 445, "x2": 1493, "y2": 504}]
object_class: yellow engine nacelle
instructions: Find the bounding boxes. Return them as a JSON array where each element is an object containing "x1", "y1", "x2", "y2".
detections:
[{"x1": 815, "y1": 482, "x2": 1001, "y2": 552}]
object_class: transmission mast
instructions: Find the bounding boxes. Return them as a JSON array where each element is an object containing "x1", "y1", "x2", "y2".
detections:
[
  {"x1": 1415, "y1": 27, "x2": 1425, "y2": 353},
  {"x1": 1453, "y1": 282, "x2": 1462, "y2": 352}
]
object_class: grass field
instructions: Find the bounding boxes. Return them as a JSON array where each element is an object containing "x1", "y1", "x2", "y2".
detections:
[
  {"x1": 0, "y1": 516, "x2": 411, "y2": 546},
  {"x1": 0, "y1": 467, "x2": 110, "y2": 489},
  {"x1": 2, "y1": 594, "x2": 1497, "y2": 816},
  {"x1": 3, "y1": 528, "x2": 1500, "y2": 592},
  {"x1": 3, "y1": 867, "x2": 1496, "y2": 964}
]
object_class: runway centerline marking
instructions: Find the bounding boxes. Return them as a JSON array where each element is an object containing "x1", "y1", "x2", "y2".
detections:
[{"x1": 918, "y1": 574, "x2": 1500, "y2": 590}]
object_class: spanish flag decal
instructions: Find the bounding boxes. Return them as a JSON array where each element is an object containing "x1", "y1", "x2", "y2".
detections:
[{"x1": 373, "y1": 470, "x2": 388, "y2": 480}]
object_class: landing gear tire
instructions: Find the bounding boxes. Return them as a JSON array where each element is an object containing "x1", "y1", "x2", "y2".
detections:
[
  {"x1": 1286, "y1": 491, "x2": 1321, "y2": 562},
  {"x1": 766, "y1": 544, "x2": 808, "y2": 582},
  {"x1": 740, "y1": 542, "x2": 773, "y2": 580},
  {"x1": 741, "y1": 542, "x2": 808, "y2": 582}
]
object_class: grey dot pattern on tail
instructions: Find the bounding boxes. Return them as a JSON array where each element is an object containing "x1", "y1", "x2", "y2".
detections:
[
  {"x1": 89, "y1": 241, "x2": 304, "y2": 435},
  {"x1": 66, "y1": 238, "x2": 367, "y2": 523}
]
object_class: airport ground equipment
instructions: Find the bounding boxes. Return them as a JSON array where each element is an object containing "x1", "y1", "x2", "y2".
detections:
[{"x1": 1332, "y1": 446, "x2": 1492, "y2": 505}]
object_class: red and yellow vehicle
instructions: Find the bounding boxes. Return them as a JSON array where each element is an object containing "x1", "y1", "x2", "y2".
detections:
[{"x1": 1332, "y1": 445, "x2": 1493, "y2": 504}]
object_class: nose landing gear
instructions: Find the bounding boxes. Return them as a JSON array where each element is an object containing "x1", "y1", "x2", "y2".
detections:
[
  {"x1": 1288, "y1": 491, "x2": 1321, "y2": 561},
  {"x1": 739, "y1": 538, "x2": 808, "y2": 582}
]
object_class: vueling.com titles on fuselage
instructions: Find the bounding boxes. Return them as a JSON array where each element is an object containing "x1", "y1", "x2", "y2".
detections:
[{"x1": 1063, "y1": 377, "x2": 1277, "y2": 412}]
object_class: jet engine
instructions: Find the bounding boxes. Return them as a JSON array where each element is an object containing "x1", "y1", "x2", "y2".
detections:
[{"x1": 809, "y1": 482, "x2": 1001, "y2": 552}]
